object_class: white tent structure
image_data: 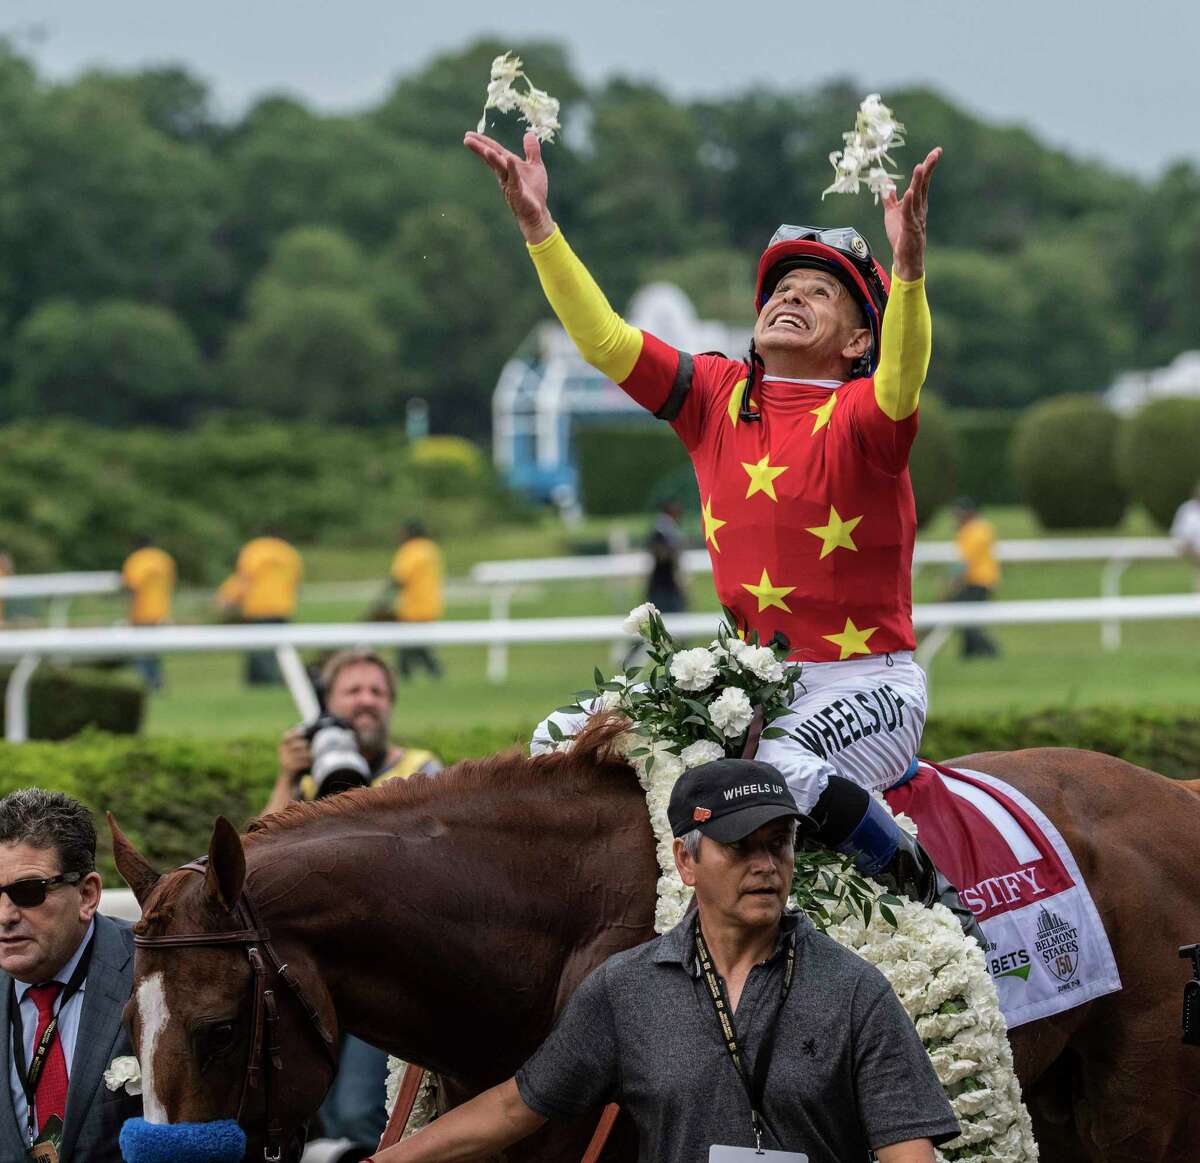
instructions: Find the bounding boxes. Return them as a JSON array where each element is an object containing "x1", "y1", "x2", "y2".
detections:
[
  {"x1": 492, "y1": 284, "x2": 749, "y2": 502},
  {"x1": 1105, "y1": 350, "x2": 1200, "y2": 415}
]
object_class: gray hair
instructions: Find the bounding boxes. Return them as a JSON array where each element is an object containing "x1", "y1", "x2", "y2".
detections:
[
  {"x1": 0, "y1": 789, "x2": 96, "y2": 876},
  {"x1": 681, "y1": 820, "x2": 800, "y2": 861}
]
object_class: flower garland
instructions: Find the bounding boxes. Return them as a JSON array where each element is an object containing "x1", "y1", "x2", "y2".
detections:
[
  {"x1": 476, "y1": 52, "x2": 561, "y2": 142},
  {"x1": 823, "y1": 92, "x2": 906, "y2": 202},
  {"x1": 384, "y1": 1057, "x2": 437, "y2": 1139},
  {"x1": 568, "y1": 605, "x2": 1038, "y2": 1162}
]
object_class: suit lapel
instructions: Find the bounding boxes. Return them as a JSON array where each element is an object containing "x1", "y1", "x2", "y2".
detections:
[
  {"x1": 61, "y1": 915, "x2": 133, "y2": 1162},
  {"x1": 0, "y1": 973, "x2": 30, "y2": 1158}
]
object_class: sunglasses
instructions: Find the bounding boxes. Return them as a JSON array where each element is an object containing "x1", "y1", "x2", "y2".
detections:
[{"x1": 0, "y1": 870, "x2": 83, "y2": 908}]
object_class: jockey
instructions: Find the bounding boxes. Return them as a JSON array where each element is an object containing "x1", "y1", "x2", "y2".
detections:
[{"x1": 466, "y1": 129, "x2": 981, "y2": 940}]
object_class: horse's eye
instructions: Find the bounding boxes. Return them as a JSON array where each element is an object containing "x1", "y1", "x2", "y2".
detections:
[{"x1": 193, "y1": 1020, "x2": 239, "y2": 1070}]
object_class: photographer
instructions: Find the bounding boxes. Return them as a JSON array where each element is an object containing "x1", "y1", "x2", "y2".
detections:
[
  {"x1": 263, "y1": 648, "x2": 442, "y2": 815},
  {"x1": 263, "y1": 648, "x2": 442, "y2": 1155}
]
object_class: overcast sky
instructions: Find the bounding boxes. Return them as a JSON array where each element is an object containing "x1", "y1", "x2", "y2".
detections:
[{"x1": 7, "y1": 0, "x2": 1197, "y2": 178}]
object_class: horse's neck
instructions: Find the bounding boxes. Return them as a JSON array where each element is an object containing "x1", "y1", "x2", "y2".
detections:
[{"x1": 244, "y1": 778, "x2": 655, "y2": 1077}]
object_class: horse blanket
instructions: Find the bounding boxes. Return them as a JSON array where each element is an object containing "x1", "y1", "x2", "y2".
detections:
[{"x1": 885, "y1": 760, "x2": 1121, "y2": 1028}]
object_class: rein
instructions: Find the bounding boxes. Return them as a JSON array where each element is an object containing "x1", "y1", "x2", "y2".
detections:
[{"x1": 133, "y1": 859, "x2": 337, "y2": 1162}]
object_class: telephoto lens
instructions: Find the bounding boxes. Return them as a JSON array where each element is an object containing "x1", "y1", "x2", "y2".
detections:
[{"x1": 305, "y1": 714, "x2": 372, "y2": 798}]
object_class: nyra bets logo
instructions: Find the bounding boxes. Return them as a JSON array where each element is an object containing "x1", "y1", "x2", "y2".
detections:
[{"x1": 1034, "y1": 906, "x2": 1081, "y2": 985}]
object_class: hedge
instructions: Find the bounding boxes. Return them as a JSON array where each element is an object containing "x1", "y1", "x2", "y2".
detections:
[
  {"x1": 950, "y1": 410, "x2": 1020, "y2": 505},
  {"x1": 0, "y1": 665, "x2": 145, "y2": 739},
  {"x1": 909, "y1": 392, "x2": 957, "y2": 527},
  {"x1": 2, "y1": 710, "x2": 1194, "y2": 885},
  {"x1": 1011, "y1": 394, "x2": 1127, "y2": 528},
  {"x1": 1116, "y1": 397, "x2": 1200, "y2": 529},
  {"x1": 575, "y1": 422, "x2": 693, "y2": 516}
]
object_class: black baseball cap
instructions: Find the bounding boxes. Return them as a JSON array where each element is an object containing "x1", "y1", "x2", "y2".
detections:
[{"x1": 668, "y1": 758, "x2": 803, "y2": 843}]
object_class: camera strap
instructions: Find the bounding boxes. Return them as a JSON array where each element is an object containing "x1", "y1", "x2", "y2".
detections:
[
  {"x1": 10, "y1": 935, "x2": 94, "y2": 1144},
  {"x1": 695, "y1": 924, "x2": 795, "y2": 1152}
]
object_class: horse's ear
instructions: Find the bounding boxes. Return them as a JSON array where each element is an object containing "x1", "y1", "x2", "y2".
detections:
[
  {"x1": 107, "y1": 813, "x2": 161, "y2": 905},
  {"x1": 205, "y1": 816, "x2": 246, "y2": 913}
]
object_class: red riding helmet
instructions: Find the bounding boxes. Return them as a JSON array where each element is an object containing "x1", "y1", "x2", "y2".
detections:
[{"x1": 754, "y1": 225, "x2": 891, "y2": 376}]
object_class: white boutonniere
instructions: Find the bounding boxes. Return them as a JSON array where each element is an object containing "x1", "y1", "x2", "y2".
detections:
[{"x1": 103, "y1": 1055, "x2": 142, "y2": 1096}]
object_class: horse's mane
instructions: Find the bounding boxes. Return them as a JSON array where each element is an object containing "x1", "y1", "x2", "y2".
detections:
[{"x1": 243, "y1": 714, "x2": 636, "y2": 845}]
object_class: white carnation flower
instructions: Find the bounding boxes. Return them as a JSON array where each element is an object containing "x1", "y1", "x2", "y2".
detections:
[
  {"x1": 823, "y1": 93, "x2": 905, "y2": 203},
  {"x1": 669, "y1": 647, "x2": 719, "y2": 692},
  {"x1": 516, "y1": 85, "x2": 561, "y2": 143},
  {"x1": 709, "y1": 687, "x2": 754, "y2": 737},
  {"x1": 622, "y1": 602, "x2": 659, "y2": 638},
  {"x1": 681, "y1": 740, "x2": 725, "y2": 768},
  {"x1": 103, "y1": 1055, "x2": 142, "y2": 1095},
  {"x1": 737, "y1": 645, "x2": 785, "y2": 683},
  {"x1": 476, "y1": 51, "x2": 560, "y2": 142}
]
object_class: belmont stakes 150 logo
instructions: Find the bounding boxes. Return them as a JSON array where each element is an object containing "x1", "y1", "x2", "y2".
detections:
[{"x1": 1034, "y1": 905, "x2": 1081, "y2": 984}]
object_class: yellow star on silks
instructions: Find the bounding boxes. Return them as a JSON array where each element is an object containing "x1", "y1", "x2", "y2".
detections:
[
  {"x1": 823, "y1": 618, "x2": 878, "y2": 660},
  {"x1": 742, "y1": 568, "x2": 796, "y2": 613},
  {"x1": 701, "y1": 496, "x2": 727, "y2": 552},
  {"x1": 742, "y1": 454, "x2": 788, "y2": 501},
  {"x1": 806, "y1": 505, "x2": 863, "y2": 560},
  {"x1": 809, "y1": 391, "x2": 839, "y2": 435},
  {"x1": 726, "y1": 378, "x2": 757, "y2": 427}
]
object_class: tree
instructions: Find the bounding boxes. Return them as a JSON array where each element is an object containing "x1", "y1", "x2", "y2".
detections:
[
  {"x1": 378, "y1": 204, "x2": 539, "y2": 436},
  {"x1": 223, "y1": 289, "x2": 397, "y2": 423},
  {"x1": 7, "y1": 299, "x2": 208, "y2": 426}
]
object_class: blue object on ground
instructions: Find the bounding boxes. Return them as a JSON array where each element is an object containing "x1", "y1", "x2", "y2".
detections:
[{"x1": 119, "y1": 1117, "x2": 247, "y2": 1163}]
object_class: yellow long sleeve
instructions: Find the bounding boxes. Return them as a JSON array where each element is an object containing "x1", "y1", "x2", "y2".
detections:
[
  {"x1": 873, "y1": 271, "x2": 931, "y2": 421},
  {"x1": 527, "y1": 228, "x2": 644, "y2": 383}
]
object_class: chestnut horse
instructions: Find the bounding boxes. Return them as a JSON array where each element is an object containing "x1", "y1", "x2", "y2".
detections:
[{"x1": 112, "y1": 724, "x2": 1200, "y2": 1162}]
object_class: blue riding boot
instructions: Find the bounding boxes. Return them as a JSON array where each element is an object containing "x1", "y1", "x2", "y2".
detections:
[{"x1": 813, "y1": 775, "x2": 987, "y2": 949}]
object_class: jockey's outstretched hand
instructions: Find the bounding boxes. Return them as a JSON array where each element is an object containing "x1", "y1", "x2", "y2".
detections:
[
  {"x1": 463, "y1": 129, "x2": 555, "y2": 245},
  {"x1": 883, "y1": 147, "x2": 942, "y2": 282}
]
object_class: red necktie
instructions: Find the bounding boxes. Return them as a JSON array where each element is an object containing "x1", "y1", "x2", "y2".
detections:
[{"x1": 26, "y1": 982, "x2": 69, "y2": 1134}]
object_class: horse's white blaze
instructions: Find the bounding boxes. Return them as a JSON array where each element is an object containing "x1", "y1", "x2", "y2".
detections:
[{"x1": 137, "y1": 972, "x2": 170, "y2": 1124}]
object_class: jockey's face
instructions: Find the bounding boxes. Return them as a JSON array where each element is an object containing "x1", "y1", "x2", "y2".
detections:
[
  {"x1": 753, "y1": 267, "x2": 870, "y2": 378},
  {"x1": 676, "y1": 818, "x2": 795, "y2": 932},
  {"x1": 326, "y1": 661, "x2": 393, "y2": 758}
]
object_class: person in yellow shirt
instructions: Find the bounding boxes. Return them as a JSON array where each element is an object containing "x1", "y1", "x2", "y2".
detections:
[
  {"x1": 122, "y1": 536, "x2": 177, "y2": 690},
  {"x1": 387, "y1": 521, "x2": 444, "y2": 680},
  {"x1": 949, "y1": 498, "x2": 1000, "y2": 658},
  {"x1": 217, "y1": 531, "x2": 304, "y2": 685}
]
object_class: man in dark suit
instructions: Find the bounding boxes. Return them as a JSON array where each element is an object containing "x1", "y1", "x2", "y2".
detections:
[{"x1": 0, "y1": 789, "x2": 141, "y2": 1162}]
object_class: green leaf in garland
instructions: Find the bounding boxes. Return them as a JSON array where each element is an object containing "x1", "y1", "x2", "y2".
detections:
[{"x1": 546, "y1": 719, "x2": 564, "y2": 743}]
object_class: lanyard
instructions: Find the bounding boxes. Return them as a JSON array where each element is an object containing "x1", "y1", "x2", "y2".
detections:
[
  {"x1": 10, "y1": 937, "x2": 93, "y2": 1144},
  {"x1": 695, "y1": 924, "x2": 795, "y2": 1152}
]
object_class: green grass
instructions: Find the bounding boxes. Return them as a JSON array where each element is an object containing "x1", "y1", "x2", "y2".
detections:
[{"x1": 31, "y1": 504, "x2": 1199, "y2": 743}]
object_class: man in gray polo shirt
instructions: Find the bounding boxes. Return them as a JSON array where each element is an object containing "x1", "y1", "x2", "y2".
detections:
[{"x1": 367, "y1": 758, "x2": 958, "y2": 1163}]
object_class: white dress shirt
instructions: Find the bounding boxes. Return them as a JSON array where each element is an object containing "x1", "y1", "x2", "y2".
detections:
[{"x1": 8, "y1": 919, "x2": 94, "y2": 1143}]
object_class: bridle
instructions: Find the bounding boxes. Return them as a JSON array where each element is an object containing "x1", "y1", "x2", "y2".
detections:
[{"x1": 133, "y1": 860, "x2": 338, "y2": 1162}]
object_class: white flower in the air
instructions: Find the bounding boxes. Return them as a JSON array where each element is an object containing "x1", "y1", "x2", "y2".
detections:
[
  {"x1": 709, "y1": 687, "x2": 754, "y2": 738},
  {"x1": 669, "y1": 647, "x2": 719, "y2": 692},
  {"x1": 104, "y1": 1055, "x2": 142, "y2": 1095},
  {"x1": 476, "y1": 51, "x2": 560, "y2": 142},
  {"x1": 516, "y1": 85, "x2": 561, "y2": 143},
  {"x1": 737, "y1": 645, "x2": 785, "y2": 684},
  {"x1": 823, "y1": 93, "x2": 905, "y2": 203},
  {"x1": 490, "y1": 52, "x2": 523, "y2": 85},
  {"x1": 681, "y1": 740, "x2": 725, "y2": 768},
  {"x1": 622, "y1": 602, "x2": 659, "y2": 638}
]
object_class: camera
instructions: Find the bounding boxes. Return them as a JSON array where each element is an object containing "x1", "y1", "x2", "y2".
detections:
[{"x1": 303, "y1": 714, "x2": 372, "y2": 799}]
